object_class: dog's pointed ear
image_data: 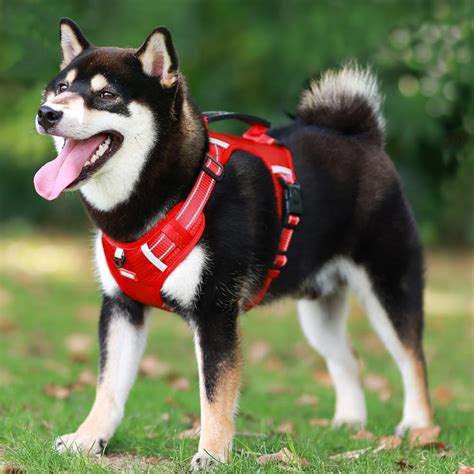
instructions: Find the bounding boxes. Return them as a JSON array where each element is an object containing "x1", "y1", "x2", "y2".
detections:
[
  {"x1": 59, "y1": 18, "x2": 91, "y2": 69},
  {"x1": 135, "y1": 27, "x2": 179, "y2": 88}
]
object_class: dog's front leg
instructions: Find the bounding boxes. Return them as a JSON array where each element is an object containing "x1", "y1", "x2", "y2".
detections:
[
  {"x1": 190, "y1": 307, "x2": 241, "y2": 471},
  {"x1": 55, "y1": 293, "x2": 147, "y2": 455}
]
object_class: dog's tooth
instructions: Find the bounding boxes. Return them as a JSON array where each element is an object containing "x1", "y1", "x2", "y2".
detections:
[
  {"x1": 105, "y1": 136, "x2": 111, "y2": 145},
  {"x1": 91, "y1": 155, "x2": 98, "y2": 163}
]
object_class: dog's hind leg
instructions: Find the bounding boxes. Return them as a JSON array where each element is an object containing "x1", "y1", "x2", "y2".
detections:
[
  {"x1": 55, "y1": 293, "x2": 147, "y2": 455},
  {"x1": 344, "y1": 258, "x2": 432, "y2": 434},
  {"x1": 298, "y1": 285, "x2": 367, "y2": 427},
  {"x1": 190, "y1": 307, "x2": 241, "y2": 471},
  {"x1": 344, "y1": 254, "x2": 432, "y2": 434}
]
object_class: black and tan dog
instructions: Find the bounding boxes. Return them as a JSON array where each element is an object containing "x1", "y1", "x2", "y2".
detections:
[{"x1": 34, "y1": 18, "x2": 432, "y2": 470}]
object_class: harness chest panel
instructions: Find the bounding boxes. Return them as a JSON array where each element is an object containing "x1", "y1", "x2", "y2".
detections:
[{"x1": 102, "y1": 115, "x2": 301, "y2": 312}]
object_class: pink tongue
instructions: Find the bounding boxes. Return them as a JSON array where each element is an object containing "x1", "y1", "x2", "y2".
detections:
[{"x1": 34, "y1": 134, "x2": 107, "y2": 200}]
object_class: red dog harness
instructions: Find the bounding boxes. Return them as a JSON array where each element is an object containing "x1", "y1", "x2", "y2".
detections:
[{"x1": 102, "y1": 113, "x2": 302, "y2": 311}]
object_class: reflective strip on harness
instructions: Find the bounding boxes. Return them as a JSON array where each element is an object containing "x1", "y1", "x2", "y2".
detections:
[{"x1": 141, "y1": 243, "x2": 168, "y2": 272}]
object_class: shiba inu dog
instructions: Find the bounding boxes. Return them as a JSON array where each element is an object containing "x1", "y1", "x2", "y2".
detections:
[{"x1": 34, "y1": 18, "x2": 432, "y2": 470}]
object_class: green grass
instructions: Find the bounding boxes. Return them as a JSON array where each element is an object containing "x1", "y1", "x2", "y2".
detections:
[{"x1": 0, "y1": 234, "x2": 473, "y2": 472}]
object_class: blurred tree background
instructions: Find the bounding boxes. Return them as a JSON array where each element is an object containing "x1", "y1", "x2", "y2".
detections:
[{"x1": 0, "y1": 0, "x2": 472, "y2": 245}]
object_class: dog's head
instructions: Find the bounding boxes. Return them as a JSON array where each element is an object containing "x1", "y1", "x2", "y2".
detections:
[{"x1": 34, "y1": 18, "x2": 187, "y2": 209}]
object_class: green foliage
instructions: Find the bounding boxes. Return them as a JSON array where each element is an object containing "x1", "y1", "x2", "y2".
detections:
[{"x1": 0, "y1": 0, "x2": 472, "y2": 243}]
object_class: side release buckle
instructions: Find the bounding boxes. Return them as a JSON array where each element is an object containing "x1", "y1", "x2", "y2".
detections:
[{"x1": 279, "y1": 177, "x2": 303, "y2": 228}]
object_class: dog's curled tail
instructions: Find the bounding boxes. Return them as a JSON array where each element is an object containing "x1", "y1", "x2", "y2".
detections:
[{"x1": 297, "y1": 64, "x2": 384, "y2": 143}]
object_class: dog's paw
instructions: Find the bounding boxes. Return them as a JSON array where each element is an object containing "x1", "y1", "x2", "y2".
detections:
[
  {"x1": 190, "y1": 450, "x2": 225, "y2": 471},
  {"x1": 54, "y1": 432, "x2": 108, "y2": 455}
]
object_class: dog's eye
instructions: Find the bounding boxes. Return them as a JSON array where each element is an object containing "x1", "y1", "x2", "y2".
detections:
[
  {"x1": 56, "y1": 83, "x2": 68, "y2": 94},
  {"x1": 99, "y1": 90, "x2": 116, "y2": 99}
]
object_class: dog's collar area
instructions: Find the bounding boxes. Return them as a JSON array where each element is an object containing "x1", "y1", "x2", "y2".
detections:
[{"x1": 101, "y1": 112, "x2": 302, "y2": 312}]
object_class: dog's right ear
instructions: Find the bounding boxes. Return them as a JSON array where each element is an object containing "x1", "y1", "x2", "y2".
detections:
[{"x1": 59, "y1": 18, "x2": 91, "y2": 69}]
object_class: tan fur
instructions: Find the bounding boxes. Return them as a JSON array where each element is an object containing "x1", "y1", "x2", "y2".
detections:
[
  {"x1": 90, "y1": 74, "x2": 108, "y2": 92},
  {"x1": 65, "y1": 69, "x2": 77, "y2": 84},
  {"x1": 194, "y1": 338, "x2": 241, "y2": 463},
  {"x1": 405, "y1": 346, "x2": 433, "y2": 424}
]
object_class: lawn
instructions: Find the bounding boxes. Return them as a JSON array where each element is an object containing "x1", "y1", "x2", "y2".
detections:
[{"x1": 0, "y1": 231, "x2": 473, "y2": 472}]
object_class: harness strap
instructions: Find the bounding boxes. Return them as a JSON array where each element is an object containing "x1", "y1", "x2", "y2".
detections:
[{"x1": 139, "y1": 137, "x2": 228, "y2": 273}]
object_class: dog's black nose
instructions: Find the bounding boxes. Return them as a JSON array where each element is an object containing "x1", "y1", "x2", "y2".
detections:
[{"x1": 37, "y1": 106, "x2": 63, "y2": 130}]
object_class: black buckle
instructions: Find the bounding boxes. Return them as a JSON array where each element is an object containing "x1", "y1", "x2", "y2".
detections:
[
  {"x1": 278, "y1": 177, "x2": 303, "y2": 227},
  {"x1": 202, "y1": 154, "x2": 225, "y2": 182}
]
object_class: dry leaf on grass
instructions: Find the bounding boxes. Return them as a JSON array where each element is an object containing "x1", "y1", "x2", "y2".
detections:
[
  {"x1": 42, "y1": 383, "x2": 71, "y2": 400},
  {"x1": 176, "y1": 414, "x2": 200, "y2": 439},
  {"x1": 266, "y1": 356, "x2": 283, "y2": 371},
  {"x1": 433, "y1": 386, "x2": 453, "y2": 404},
  {"x1": 330, "y1": 447, "x2": 372, "y2": 460},
  {"x1": 376, "y1": 435, "x2": 403, "y2": 451},
  {"x1": 257, "y1": 447, "x2": 308, "y2": 467},
  {"x1": 409, "y1": 425, "x2": 441, "y2": 446},
  {"x1": 361, "y1": 334, "x2": 384, "y2": 353},
  {"x1": 313, "y1": 369, "x2": 333, "y2": 387},
  {"x1": 0, "y1": 466, "x2": 24, "y2": 473},
  {"x1": 277, "y1": 421, "x2": 294, "y2": 434},
  {"x1": 363, "y1": 373, "x2": 392, "y2": 401},
  {"x1": 176, "y1": 426, "x2": 200, "y2": 439},
  {"x1": 248, "y1": 340, "x2": 270, "y2": 364},
  {"x1": 297, "y1": 394, "x2": 319, "y2": 406},
  {"x1": 309, "y1": 418, "x2": 330, "y2": 427},
  {"x1": 168, "y1": 375, "x2": 190, "y2": 391},
  {"x1": 267, "y1": 384, "x2": 291, "y2": 395},
  {"x1": 457, "y1": 465, "x2": 474, "y2": 474},
  {"x1": 139, "y1": 355, "x2": 170, "y2": 378},
  {"x1": 364, "y1": 373, "x2": 388, "y2": 392},
  {"x1": 77, "y1": 369, "x2": 97, "y2": 387},
  {"x1": 0, "y1": 318, "x2": 17, "y2": 334},
  {"x1": 66, "y1": 334, "x2": 91, "y2": 362},
  {"x1": 351, "y1": 430, "x2": 375, "y2": 441}
]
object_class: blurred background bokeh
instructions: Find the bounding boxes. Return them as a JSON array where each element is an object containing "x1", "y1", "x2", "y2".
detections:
[{"x1": 0, "y1": 0, "x2": 472, "y2": 246}]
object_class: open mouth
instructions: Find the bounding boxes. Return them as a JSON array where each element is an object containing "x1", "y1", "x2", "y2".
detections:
[
  {"x1": 68, "y1": 131, "x2": 124, "y2": 187},
  {"x1": 33, "y1": 131, "x2": 124, "y2": 201}
]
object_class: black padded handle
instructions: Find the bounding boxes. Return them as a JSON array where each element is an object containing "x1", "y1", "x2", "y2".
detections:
[{"x1": 204, "y1": 111, "x2": 271, "y2": 128}]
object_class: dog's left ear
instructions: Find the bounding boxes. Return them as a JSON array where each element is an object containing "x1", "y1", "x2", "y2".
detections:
[
  {"x1": 135, "y1": 27, "x2": 179, "y2": 88},
  {"x1": 59, "y1": 18, "x2": 91, "y2": 69}
]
